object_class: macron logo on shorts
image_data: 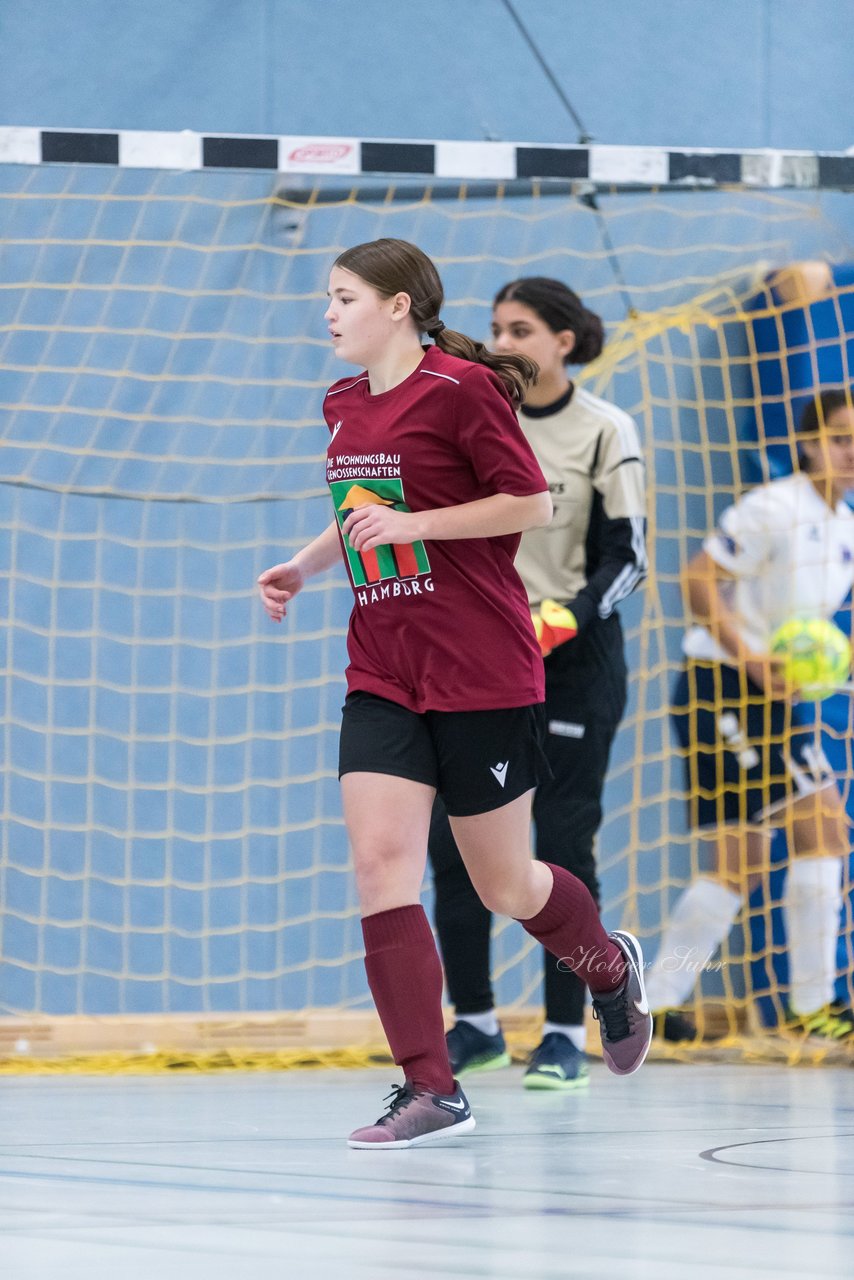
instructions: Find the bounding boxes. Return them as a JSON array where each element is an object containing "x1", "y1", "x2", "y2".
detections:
[{"x1": 490, "y1": 761, "x2": 509, "y2": 787}]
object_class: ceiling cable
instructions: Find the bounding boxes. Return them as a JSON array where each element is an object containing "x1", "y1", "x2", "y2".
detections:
[{"x1": 500, "y1": 0, "x2": 637, "y2": 316}]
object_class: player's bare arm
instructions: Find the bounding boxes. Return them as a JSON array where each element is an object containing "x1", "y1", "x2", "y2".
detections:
[
  {"x1": 258, "y1": 521, "x2": 341, "y2": 623},
  {"x1": 343, "y1": 490, "x2": 552, "y2": 554},
  {"x1": 682, "y1": 548, "x2": 789, "y2": 698}
]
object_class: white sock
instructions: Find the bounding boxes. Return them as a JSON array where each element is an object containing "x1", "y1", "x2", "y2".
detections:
[
  {"x1": 542, "y1": 1020, "x2": 586, "y2": 1051},
  {"x1": 644, "y1": 878, "x2": 742, "y2": 1012},
  {"x1": 784, "y1": 856, "x2": 842, "y2": 1015},
  {"x1": 457, "y1": 1011, "x2": 500, "y2": 1037}
]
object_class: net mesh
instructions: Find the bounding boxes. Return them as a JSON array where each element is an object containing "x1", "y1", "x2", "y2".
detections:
[{"x1": 1, "y1": 160, "x2": 853, "y2": 1065}]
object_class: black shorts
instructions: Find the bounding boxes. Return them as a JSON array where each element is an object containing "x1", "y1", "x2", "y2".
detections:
[
  {"x1": 339, "y1": 690, "x2": 550, "y2": 817},
  {"x1": 671, "y1": 660, "x2": 834, "y2": 830}
]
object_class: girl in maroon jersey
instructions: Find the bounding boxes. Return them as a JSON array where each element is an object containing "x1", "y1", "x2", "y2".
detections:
[{"x1": 258, "y1": 238, "x2": 652, "y2": 1148}]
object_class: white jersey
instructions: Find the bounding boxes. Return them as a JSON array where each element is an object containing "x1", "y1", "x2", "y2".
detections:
[{"x1": 683, "y1": 472, "x2": 854, "y2": 662}]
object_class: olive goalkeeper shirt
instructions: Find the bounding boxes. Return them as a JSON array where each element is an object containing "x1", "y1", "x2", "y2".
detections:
[{"x1": 514, "y1": 384, "x2": 647, "y2": 631}]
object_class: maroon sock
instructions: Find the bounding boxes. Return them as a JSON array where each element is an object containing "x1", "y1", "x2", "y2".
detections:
[
  {"x1": 516, "y1": 863, "x2": 626, "y2": 994},
  {"x1": 362, "y1": 905, "x2": 455, "y2": 1095}
]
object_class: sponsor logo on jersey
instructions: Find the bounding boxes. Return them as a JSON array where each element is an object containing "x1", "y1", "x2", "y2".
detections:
[{"x1": 329, "y1": 475, "x2": 432, "y2": 595}]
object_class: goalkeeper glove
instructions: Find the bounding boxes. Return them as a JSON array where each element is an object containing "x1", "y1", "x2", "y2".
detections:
[{"x1": 531, "y1": 599, "x2": 578, "y2": 658}]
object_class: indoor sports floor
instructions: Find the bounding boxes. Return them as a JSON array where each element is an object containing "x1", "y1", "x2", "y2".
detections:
[{"x1": 1, "y1": 1061, "x2": 853, "y2": 1278}]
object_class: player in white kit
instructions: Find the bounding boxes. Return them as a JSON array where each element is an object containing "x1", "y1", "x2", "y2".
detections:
[{"x1": 646, "y1": 388, "x2": 854, "y2": 1042}]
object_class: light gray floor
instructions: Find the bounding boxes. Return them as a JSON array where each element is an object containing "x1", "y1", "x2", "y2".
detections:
[{"x1": 1, "y1": 1062, "x2": 853, "y2": 1279}]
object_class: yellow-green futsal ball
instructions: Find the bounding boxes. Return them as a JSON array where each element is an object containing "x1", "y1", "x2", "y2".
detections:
[{"x1": 770, "y1": 617, "x2": 852, "y2": 700}]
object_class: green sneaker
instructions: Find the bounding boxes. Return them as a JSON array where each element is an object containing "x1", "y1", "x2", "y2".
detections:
[
  {"x1": 446, "y1": 1021, "x2": 511, "y2": 1076},
  {"x1": 523, "y1": 1032, "x2": 590, "y2": 1091},
  {"x1": 787, "y1": 1001, "x2": 854, "y2": 1042}
]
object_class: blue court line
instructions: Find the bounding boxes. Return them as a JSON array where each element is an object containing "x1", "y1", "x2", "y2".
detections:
[
  {"x1": 4, "y1": 1155, "x2": 854, "y2": 1227},
  {"x1": 701, "y1": 1130, "x2": 854, "y2": 1175},
  {"x1": 0, "y1": 1162, "x2": 494, "y2": 1211}
]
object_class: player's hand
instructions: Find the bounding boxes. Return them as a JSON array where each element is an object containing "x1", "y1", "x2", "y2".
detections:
[
  {"x1": 531, "y1": 599, "x2": 579, "y2": 658},
  {"x1": 342, "y1": 504, "x2": 419, "y2": 553},
  {"x1": 257, "y1": 560, "x2": 305, "y2": 624},
  {"x1": 745, "y1": 653, "x2": 795, "y2": 702}
]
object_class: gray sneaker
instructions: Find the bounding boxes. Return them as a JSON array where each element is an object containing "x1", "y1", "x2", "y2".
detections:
[
  {"x1": 591, "y1": 930, "x2": 652, "y2": 1076},
  {"x1": 347, "y1": 1081, "x2": 476, "y2": 1149}
]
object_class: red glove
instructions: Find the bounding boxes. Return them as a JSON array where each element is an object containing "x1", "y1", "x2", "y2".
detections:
[{"x1": 531, "y1": 599, "x2": 579, "y2": 658}]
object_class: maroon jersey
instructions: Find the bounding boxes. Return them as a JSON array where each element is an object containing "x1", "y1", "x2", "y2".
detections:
[{"x1": 323, "y1": 346, "x2": 547, "y2": 713}]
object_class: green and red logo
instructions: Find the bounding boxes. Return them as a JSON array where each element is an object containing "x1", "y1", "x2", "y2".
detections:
[{"x1": 330, "y1": 477, "x2": 431, "y2": 587}]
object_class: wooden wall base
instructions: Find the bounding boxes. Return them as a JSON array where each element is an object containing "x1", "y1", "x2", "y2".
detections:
[{"x1": 0, "y1": 1004, "x2": 737, "y2": 1060}]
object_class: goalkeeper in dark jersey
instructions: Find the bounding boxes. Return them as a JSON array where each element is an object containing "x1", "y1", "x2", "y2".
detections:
[{"x1": 428, "y1": 277, "x2": 648, "y2": 1090}]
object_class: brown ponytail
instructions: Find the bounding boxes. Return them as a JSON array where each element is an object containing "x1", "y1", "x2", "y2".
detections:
[
  {"x1": 334, "y1": 238, "x2": 537, "y2": 404},
  {"x1": 431, "y1": 326, "x2": 537, "y2": 405}
]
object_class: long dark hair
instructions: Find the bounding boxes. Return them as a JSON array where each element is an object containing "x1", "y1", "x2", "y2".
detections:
[
  {"x1": 797, "y1": 387, "x2": 853, "y2": 469},
  {"x1": 493, "y1": 276, "x2": 605, "y2": 365},
  {"x1": 334, "y1": 238, "x2": 537, "y2": 403}
]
